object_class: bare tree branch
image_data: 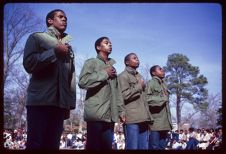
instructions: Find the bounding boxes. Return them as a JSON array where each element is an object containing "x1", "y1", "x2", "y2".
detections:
[
  {"x1": 4, "y1": 4, "x2": 43, "y2": 129},
  {"x1": 4, "y1": 4, "x2": 43, "y2": 85}
]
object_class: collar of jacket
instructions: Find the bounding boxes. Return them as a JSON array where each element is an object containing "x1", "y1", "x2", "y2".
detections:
[
  {"x1": 125, "y1": 66, "x2": 138, "y2": 75},
  {"x1": 96, "y1": 54, "x2": 116, "y2": 65},
  {"x1": 153, "y1": 76, "x2": 164, "y2": 84},
  {"x1": 47, "y1": 26, "x2": 67, "y2": 39}
]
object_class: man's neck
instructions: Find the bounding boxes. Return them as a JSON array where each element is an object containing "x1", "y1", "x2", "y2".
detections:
[
  {"x1": 56, "y1": 31, "x2": 65, "y2": 40},
  {"x1": 48, "y1": 26, "x2": 64, "y2": 39},
  {"x1": 58, "y1": 30, "x2": 65, "y2": 39},
  {"x1": 127, "y1": 66, "x2": 137, "y2": 71},
  {"x1": 98, "y1": 52, "x2": 109, "y2": 63},
  {"x1": 153, "y1": 76, "x2": 164, "y2": 83}
]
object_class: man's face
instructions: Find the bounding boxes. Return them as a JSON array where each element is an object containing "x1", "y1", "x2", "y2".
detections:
[
  {"x1": 48, "y1": 11, "x2": 67, "y2": 33},
  {"x1": 97, "y1": 38, "x2": 112, "y2": 54},
  {"x1": 127, "y1": 54, "x2": 140, "y2": 69},
  {"x1": 153, "y1": 66, "x2": 165, "y2": 78}
]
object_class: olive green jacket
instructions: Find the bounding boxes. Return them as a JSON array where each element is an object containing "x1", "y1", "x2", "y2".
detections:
[
  {"x1": 78, "y1": 55, "x2": 125, "y2": 122},
  {"x1": 118, "y1": 66, "x2": 153, "y2": 124},
  {"x1": 146, "y1": 76, "x2": 172, "y2": 131},
  {"x1": 23, "y1": 26, "x2": 76, "y2": 111}
]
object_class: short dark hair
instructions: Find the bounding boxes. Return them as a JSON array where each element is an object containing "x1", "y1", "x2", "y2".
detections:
[
  {"x1": 150, "y1": 65, "x2": 160, "y2": 77},
  {"x1": 46, "y1": 9, "x2": 65, "y2": 27},
  {"x1": 95, "y1": 37, "x2": 109, "y2": 53},
  {"x1": 124, "y1": 53, "x2": 136, "y2": 66},
  {"x1": 189, "y1": 127, "x2": 195, "y2": 132}
]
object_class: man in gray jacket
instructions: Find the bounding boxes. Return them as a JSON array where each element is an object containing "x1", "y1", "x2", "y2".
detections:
[
  {"x1": 118, "y1": 53, "x2": 153, "y2": 149},
  {"x1": 23, "y1": 9, "x2": 76, "y2": 149}
]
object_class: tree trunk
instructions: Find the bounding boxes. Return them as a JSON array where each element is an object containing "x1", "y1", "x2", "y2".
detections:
[
  {"x1": 78, "y1": 119, "x2": 83, "y2": 132},
  {"x1": 176, "y1": 93, "x2": 181, "y2": 129},
  {"x1": 14, "y1": 96, "x2": 26, "y2": 128}
]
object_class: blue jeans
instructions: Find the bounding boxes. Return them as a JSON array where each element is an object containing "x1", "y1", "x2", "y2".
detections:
[
  {"x1": 124, "y1": 122, "x2": 149, "y2": 150},
  {"x1": 149, "y1": 131, "x2": 168, "y2": 150},
  {"x1": 86, "y1": 121, "x2": 114, "y2": 150},
  {"x1": 26, "y1": 106, "x2": 67, "y2": 149}
]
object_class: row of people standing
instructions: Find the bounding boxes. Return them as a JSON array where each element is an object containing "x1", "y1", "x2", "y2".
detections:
[
  {"x1": 23, "y1": 9, "x2": 172, "y2": 150},
  {"x1": 78, "y1": 36, "x2": 173, "y2": 150}
]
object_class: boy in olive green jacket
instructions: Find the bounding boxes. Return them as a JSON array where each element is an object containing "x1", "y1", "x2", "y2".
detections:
[
  {"x1": 118, "y1": 53, "x2": 153, "y2": 149},
  {"x1": 78, "y1": 37, "x2": 125, "y2": 150},
  {"x1": 146, "y1": 65, "x2": 172, "y2": 150}
]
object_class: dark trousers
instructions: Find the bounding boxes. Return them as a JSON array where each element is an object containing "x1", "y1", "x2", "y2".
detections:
[
  {"x1": 86, "y1": 121, "x2": 114, "y2": 150},
  {"x1": 149, "y1": 131, "x2": 168, "y2": 150},
  {"x1": 26, "y1": 106, "x2": 67, "y2": 150}
]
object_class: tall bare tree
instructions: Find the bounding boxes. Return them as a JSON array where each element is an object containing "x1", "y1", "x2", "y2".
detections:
[
  {"x1": 180, "y1": 93, "x2": 221, "y2": 129},
  {"x1": 11, "y1": 66, "x2": 30, "y2": 128},
  {"x1": 74, "y1": 54, "x2": 87, "y2": 132},
  {"x1": 199, "y1": 94, "x2": 222, "y2": 128},
  {"x1": 138, "y1": 63, "x2": 151, "y2": 83},
  {"x1": 4, "y1": 4, "x2": 43, "y2": 129},
  {"x1": 64, "y1": 53, "x2": 87, "y2": 132},
  {"x1": 4, "y1": 4, "x2": 42, "y2": 85}
]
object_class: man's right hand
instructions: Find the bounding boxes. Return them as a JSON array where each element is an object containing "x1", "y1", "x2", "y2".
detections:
[
  {"x1": 119, "y1": 115, "x2": 126, "y2": 124},
  {"x1": 139, "y1": 80, "x2": 146, "y2": 90},
  {"x1": 55, "y1": 43, "x2": 70, "y2": 57},
  {"x1": 105, "y1": 66, "x2": 117, "y2": 79}
]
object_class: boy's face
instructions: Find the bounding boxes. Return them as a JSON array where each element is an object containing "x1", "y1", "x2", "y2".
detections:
[
  {"x1": 153, "y1": 66, "x2": 165, "y2": 79},
  {"x1": 48, "y1": 11, "x2": 67, "y2": 33},
  {"x1": 127, "y1": 54, "x2": 140, "y2": 69},
  {"x1": 97, "y1": 39, "x2": 112, "y2": 55}
]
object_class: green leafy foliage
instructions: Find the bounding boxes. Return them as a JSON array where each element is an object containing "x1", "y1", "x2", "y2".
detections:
[{"x1": 164, "y1": 53, "x2": 208, "y2": 126}]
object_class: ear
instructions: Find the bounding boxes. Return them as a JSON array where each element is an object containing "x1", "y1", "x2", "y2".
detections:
[
  {"x1": 96, "y1": 45, "x2": 101, "y2": 51},
  {"x1": 48, "y1": 18, "x2": 54, "y2": 26},
  {"x1": 152, "y1": 71, "x2": 156, "y2": 76},
  {"x1": 125, "y1": 61, "x2": 129, "y2": 66}
]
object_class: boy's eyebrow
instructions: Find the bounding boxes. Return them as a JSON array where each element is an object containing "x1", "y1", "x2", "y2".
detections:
[
  {"x1": 104, "y1": 40, "x2": 111, "y2": 43},
  {"x1": 58, "y1": 14, "x2": 67, "y2": 20}
]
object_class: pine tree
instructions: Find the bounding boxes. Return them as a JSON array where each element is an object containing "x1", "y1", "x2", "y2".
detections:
[{"x1": 163, "y1": 53, "x2": 208, "y2": 127}]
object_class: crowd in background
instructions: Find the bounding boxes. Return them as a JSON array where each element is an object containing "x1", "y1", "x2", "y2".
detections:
[
  {"x1": 3, "y1": 127, "x2": 222, "y2": 150},
  {"x1": 3, "y1": 128, "x2": 27, "y2": 149},
  {"x1": 59, "y1": 131, "x2": 86, "y2": 149},
  {"x1": 167, "y1": 127, "x2": 222, "y2": 150}
]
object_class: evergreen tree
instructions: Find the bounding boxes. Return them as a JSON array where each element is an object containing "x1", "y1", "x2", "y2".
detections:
[{"x1": 163, "y1": 53, "x2": 208, "y2": 127}]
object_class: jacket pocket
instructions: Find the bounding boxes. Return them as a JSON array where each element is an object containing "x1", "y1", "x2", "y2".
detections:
[
  {"x1": 153, "y1": 86, "x2": 165, "y2": 97},
  {"x1": 126, "y1": 100, "x2": 139, "y2": 109}
]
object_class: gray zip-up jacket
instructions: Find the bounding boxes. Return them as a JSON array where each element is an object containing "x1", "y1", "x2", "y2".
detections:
[{"x1": 118, "y1": 66, "x2": 153, "y2": 124}]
